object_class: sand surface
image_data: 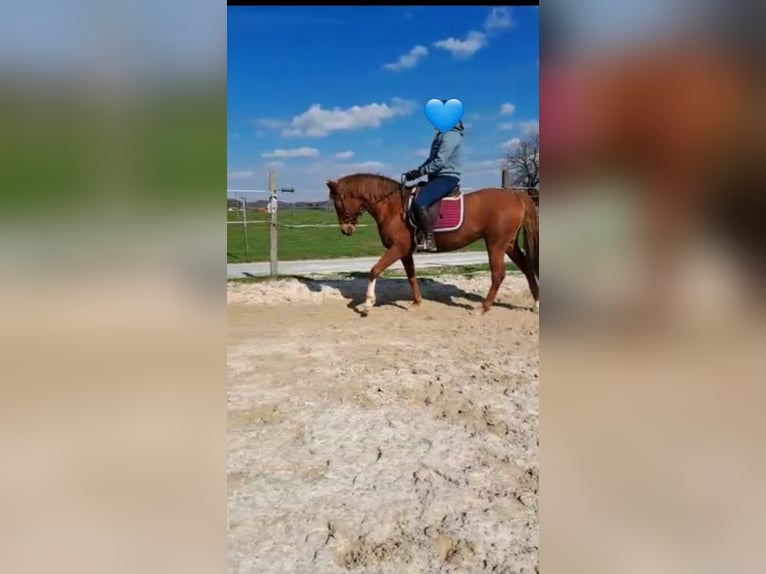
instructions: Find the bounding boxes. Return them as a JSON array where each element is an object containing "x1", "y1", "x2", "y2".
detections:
[{"x1": 228, "y1": 274, "x2": 539, "y2": 573}]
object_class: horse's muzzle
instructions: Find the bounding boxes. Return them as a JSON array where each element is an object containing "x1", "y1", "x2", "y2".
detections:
[{"x1": 341, "y1": 224, "x2": 356, "y2": 236}]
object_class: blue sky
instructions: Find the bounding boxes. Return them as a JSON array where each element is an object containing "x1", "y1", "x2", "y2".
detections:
[{"x1": 227, "y1": 6, "x2": 538, "y2": 202}]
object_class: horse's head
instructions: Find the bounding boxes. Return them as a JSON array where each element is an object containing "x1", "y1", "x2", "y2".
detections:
[{"x1": 326, "y1": 179, "x2": 363, "y2": 236}]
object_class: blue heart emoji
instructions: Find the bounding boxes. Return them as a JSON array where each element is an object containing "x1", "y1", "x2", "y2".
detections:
[{"x1": 424, "y1": 98, "x2": 464, "y2": 133}]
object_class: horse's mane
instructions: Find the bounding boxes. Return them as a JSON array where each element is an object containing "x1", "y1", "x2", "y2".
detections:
[{"x1": 335, "y1": 173, "x2": 399, "y2": 202}]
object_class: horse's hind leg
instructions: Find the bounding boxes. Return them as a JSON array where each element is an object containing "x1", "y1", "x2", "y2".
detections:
[
  {"x1": 481, "y1": 242, "x2": 507, "y2": 313},
  {"x1": 507, "y1": 243, "x2": 539, "y2": 312}
]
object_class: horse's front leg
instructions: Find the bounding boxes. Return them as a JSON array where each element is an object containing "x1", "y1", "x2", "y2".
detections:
[
  {"x1": 400, "y1": 253, "x2": 422, "y2": 307},
  {"x1": 361, "y1": 246, "x2": 405, "y2": 316}
]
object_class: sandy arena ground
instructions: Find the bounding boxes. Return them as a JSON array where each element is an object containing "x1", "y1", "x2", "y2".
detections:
[{"x1": 227, "y1": 273, "x2": 539, "y2": 574}]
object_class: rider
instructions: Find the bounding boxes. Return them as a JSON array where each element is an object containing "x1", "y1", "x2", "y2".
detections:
[{"x1": 403, "y1": 118, "x2": 464, "y2": 252}]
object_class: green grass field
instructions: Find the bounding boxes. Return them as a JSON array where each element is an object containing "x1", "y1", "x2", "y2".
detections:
[{"x1": 227, "y1": 208, "x2": 487, "y2": 263}]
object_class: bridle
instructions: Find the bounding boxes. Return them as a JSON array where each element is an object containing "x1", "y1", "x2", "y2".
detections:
[
  {"x1": 337, "y1": 193, "x2": 364, "y2": 225},
  {"x1": 336, "y1": 179, "x2": 408, "y2": 224}
]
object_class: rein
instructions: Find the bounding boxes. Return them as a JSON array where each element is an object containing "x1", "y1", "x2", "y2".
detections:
[{"x1": 338, "y1": 182, "x2": 406, "y2": 224}]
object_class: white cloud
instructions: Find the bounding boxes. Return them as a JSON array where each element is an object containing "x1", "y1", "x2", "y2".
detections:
[
  {"x1": 519, "y1": 119, "x2": 539, "y2": 136},
  {"x1": 433, "y1": 30, "x2": 487, "y2": 59},
  {"x1": 282, "y1": 98, "x2": 415, "y2": 137},
  {"x1": 265, "y1": 161, "x2": 285, "y2": 169},
  {"x1": 412, "y1": 148, "x2": 429, "y2": 158},
  {"x1": 484, "y1": 7, "x2": 514, "y2": 33},
  {"x1": 334, "y1": 150, "x2": 355, "y2": 159},
  {"x1": 340, "y1": 161, "x2": 387, "y2": 173},
  {"x1": 434, "y1": 8, "x2": 515, "y2": 60},
  {"x1": 227, "y1": 170, "x2": 254, "y2": 179},
  {"x1": 261, "y1": 147, "x2": 320, "y2": 159},
  {"x1": 498, "y1": 122, "x2": 515, "y2": 131},
  {"x1": 383, "y1": 45, "x2": 428, "y2": 71},
  {"x1": 499, "y1": 102, "x2": 516, "y2": 115},
  {"x1": 502, "y1": 138, "x2": 522, "y2": 150},
  {"x1": 256, "y1": 118, "x2": 285, "y2": 130}
]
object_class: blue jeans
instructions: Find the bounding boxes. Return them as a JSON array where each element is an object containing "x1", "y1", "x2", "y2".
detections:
[{"x1": 413, "y1": 176, "x2": 460, "y2": 209}]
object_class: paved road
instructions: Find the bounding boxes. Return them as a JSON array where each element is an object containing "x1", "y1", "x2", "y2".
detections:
[{"x1": 227, "y1": 251, "x2": 489, "y2": 279}]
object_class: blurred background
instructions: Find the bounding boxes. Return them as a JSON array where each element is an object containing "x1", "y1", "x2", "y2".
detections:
[
  {"x1": 1, "y1": 1, "x2": 764, "y2": 573},
  {"x1": 0, "y1": 2, "x2": 225, "y2": 574},
  {"x1": 541, "y1": 1, "x2": 766, "y2": 573}
]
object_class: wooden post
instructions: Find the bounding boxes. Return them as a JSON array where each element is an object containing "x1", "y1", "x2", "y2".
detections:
[
  {"x1": 241, "y1": 193, "x2": 250, "y2": 260},
  {"x1": 268, "y1": 170, "x2": 278, "y2": 277},
  {"x1": 501, "y1": 165, "x2": 511, "y2": 188}
]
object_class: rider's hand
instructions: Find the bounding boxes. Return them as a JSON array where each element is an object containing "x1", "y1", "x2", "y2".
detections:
[{"x1": 404, "y1": 169, "x2": 422, "y2": 181}]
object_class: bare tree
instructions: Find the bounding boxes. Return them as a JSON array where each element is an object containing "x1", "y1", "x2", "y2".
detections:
[{"x1": 503, "y1": 133, "x2": 539, "y2": 189}]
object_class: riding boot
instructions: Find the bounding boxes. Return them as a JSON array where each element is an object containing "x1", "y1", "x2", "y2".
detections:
[{"x1": 413, "y1": 205, "x2": 438, "y2": 252}]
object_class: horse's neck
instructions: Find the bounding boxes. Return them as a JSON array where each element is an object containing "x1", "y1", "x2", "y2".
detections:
[{"x1": 362, "y1": 186, "x2": 399, "y2": 223}]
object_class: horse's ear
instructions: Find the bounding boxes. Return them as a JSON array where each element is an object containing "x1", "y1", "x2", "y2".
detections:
[{"x1": 326, "y1": 180, "x2": 338, "y2": 195}]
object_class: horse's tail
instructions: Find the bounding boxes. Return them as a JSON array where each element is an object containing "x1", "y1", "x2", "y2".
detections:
[{"x1": 519, "y1": 192, "x2": 539, "y2": 280}]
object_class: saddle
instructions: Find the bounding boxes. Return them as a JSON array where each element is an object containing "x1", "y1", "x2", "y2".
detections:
[
  {"x1": 402, "y1": 183, "x2": 463, "y2": 233},
  {"x1": 408, "y1": 183, "x2": 462, "y2": 225}
]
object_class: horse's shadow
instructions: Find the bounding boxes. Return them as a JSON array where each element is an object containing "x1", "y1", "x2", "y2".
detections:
[{"x1": 292, "y1": 273, "x2": 527, "y2": 316}]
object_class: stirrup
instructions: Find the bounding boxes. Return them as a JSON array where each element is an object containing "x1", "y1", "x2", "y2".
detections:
[{"x1": 418, "y1": 234, "x2": 437, "y2": 252}]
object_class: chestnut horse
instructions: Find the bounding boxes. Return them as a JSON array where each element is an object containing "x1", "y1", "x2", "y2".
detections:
[{"x1": 325, "y1": 173, "x2": 539, "y2": 315}]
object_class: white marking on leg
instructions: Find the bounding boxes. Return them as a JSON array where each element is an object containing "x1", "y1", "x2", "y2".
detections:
[
  {"x1": 363, "y1": 278, "x2": 377, "y2": 313},
  {"x1": 366, "y1": 278, "x2": 377, "y2": 302}
]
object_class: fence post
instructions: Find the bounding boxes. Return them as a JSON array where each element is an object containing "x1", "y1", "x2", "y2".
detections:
[
  {"x1": 268, "y1": 170, "x2": 278, "y2": 277},
  {"x1": 240, "y1": 193, "x2": 250, "y2": 260},
  {"x1": 501, "y1": 164, "x2": 511, "y2": 188}
]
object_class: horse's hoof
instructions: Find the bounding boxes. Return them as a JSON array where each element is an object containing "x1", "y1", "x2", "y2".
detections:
[
  {"x1": 409, "y1": 300, "x2": 422, "y2": 309},
  {"x1": 359, "y1": 298, "x2": 375, "y2": 316},
  {"x1": 533, "y1": 300, "x2": 539, "y2": 313}
]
